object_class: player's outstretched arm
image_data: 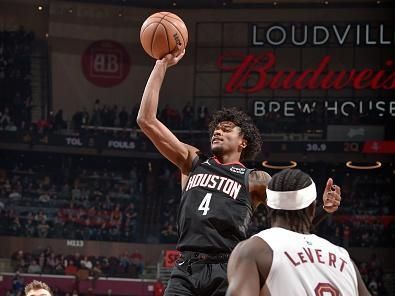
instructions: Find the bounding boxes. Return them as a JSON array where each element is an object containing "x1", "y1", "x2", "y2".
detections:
[
  {"x1": 227, "y1": 237, "x2": 272, "y2": 296},
  {"x1": 312, "y1": 178, "x2": 342, "y2": 228},
  {"x1": 137, "y1": 50, "x2": 198, "y2": 175}
]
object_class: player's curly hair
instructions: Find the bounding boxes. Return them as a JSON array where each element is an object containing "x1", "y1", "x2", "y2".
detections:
[
  {"x1": 25, "y1": 280, "x2": 53, "y2": 296},
  {"x1": 267, "y1": 169, "x2": 313, "y2": 232},
  {"x1": 208, "y1": 107, "x2": 262, "y2": 161}
]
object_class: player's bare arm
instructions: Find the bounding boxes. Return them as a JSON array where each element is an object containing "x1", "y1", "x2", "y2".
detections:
[
  {"x1": 137, "y1": 49, "x2": 199, "y2": 177},
  {"x1": 248, "y1": 170, "x2": 271, "y2": 209},
  {"x1": 352, "y1": 261, "x2": 372, "y2": 296},
  {"x1": 322, "y1": 178, "x2": 341, "y2": 213},
  {"x1": 227, "y1": 237, "x2": 273, "y2": 296},
  {"x1": 312, "y1": 178, "x2": 342, "y2": 226}
]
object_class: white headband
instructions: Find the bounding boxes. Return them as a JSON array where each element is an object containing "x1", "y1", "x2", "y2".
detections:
[{"x1": 266, "y1": 180, "x2": 317, "y2": 210}]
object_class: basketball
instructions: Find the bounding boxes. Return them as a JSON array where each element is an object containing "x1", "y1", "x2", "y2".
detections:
[{"x1": 140, "y1": 12, "x2": 188, "y2": 59}]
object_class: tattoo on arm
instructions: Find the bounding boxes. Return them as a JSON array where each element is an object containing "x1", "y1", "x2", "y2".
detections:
[
  {"x1": 249, "y1": 170, "x2": 271, "y2": 188},
  {"x1": 249, "y1": 171, "x2": 271, "y2": 209}
]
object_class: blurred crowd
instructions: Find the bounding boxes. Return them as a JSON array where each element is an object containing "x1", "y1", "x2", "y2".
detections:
[
  {"x1": 2, "y1": 97, "x2": 394, "y2": 137},
  {"x1": 0, "y1": 152, "x2": 393, "y2": 248},
  {"x1": 7, "y1": 247, "x2": 144, "y2": 296},
  {"x1": 10, "y1": 248, "x2": 144, "y2": 279},
  {"x1": 0, "y1": 154, "x2": 144, "y2": 243},
  {"x1": 0, "y1": 28, "x2": 34, "y2": 132}
]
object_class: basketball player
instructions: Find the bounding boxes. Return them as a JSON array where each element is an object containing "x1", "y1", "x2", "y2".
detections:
[
  {"x1": 137, "y1": 50, "x2": 341, "y2": 296},
  {"x1": 227, "y1": 169, "x2": 370, "y2": 296},
  {"x1": 25, "y1": 280, "x2": 53, "y2": 296}
]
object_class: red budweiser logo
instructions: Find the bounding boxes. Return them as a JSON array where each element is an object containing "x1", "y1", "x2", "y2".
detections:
[{"x1": 216, "y1": 52, "x2": 395, "y2": 93}]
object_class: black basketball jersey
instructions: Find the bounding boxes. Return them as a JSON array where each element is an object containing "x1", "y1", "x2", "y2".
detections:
[{"x1": 176, "y1": 155, "x2": 253, "y2": 253}]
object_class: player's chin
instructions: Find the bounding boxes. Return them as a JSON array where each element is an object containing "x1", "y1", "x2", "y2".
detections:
[{"x1": 211, "y1": 145, "x2": 224, "y2": 156}]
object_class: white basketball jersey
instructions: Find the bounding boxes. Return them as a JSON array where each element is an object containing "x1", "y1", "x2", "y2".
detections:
[{"x1": 253, "y1": 227, "x2": 358, "y2": 296}]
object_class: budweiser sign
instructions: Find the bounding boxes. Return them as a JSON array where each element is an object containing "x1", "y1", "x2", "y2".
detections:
[{"x1": 216, "y1": 52, "x2": 395, "y2": 93}]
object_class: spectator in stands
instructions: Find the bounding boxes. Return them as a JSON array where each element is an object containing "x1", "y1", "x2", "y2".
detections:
[
  {"x1": 0, "y1": 107, "x2": 11, "y2": 128},
  {"x1": 9, "y1": 187, "x2": 22, "y2": 201},
  {"x1": 182, "y1": 102, "x2": 194, "y2": 130},
  {"x1": 24, "y1": 218, "x2": 35, "y2": 237},
  {"x1": 11, "y1": 271, "x2": 24, "y2": 295},
  {"x1": 11, "y1": 217, "x2": 22, "y2": 233},
  {"x1": 160, "y1": 104, "x2": 180, "y2": 129},
  {"x1": 37, "y1": 217, "x2": 50, "y2": 238},
  {"x1": 11, "y1": 250, "x2": 26, "y2": 272},
  {"x1": 27, "y1": 259, "x2": 42, "y2": 274},
  {"x1": 54, "y1": 256, "x2": 64, "y2": 274},
  {"x1": 119, "y1": 252, "x2": 130, "y2": 273},
  {"x1": 80, "y1": 255, "x2": 93, "y2": 271},
  {"x1": 160, "y1": 224, "x2": 177, "y2": 243},
  {"x1": 46, "y1": 252, "x2": 56, "y2": 273},
  {"x1": 65, "y1": 260, "x2": 78, "y2": 276},
  {"x1": 90, "y1": 99, "x2": 102, "y2": 126},
  {"x1": 54, "y1": 109, "x2": 67, "y2": 130},
  {"x1": 91, "y1": 260, "x2": 102, "y2": 280},
  {"x1": 196, "y1": 104, "x2": 210, "y2": 129},
  {"x1": 72, "y1": 108, "x2": 90, "y2": 131},
  {"x1": 38, "y1": 192, "x2": 50, "y2": 203},
  {"x1": 119, "y1": 107, "x2": 129, "y2": 128},
  {"x1": 130, "y1": 250, "x2": 144, "y2": 277}
]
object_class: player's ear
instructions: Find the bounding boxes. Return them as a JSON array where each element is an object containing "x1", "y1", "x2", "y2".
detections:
[{"x1": 240, "y1": 139, "x2": 247, "y2": 149}]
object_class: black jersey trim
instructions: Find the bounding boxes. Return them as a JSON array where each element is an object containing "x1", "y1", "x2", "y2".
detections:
[
  {"x1": 244, "y1": 168, "x2": 254, "y2": 193},
  {"x1": 190, "y1": 153, "x2": 207, "y2": 172},
  {"x1": 181, "y1": 153, "x2": 207, "y2": 196},
  {"x1": 244, "y1": 168, "x2": 255, "y2": 211}
]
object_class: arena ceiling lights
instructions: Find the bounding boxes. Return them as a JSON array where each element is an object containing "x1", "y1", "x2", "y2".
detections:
[
  {"x1": 346, "y1": 161, "x2": 382, "y2": 170},
  {"x1": 262, "y1": 160, "x2": 298, "y2": 169}
]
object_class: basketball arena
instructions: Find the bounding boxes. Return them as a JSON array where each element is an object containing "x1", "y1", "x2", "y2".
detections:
[{"x1": 0, "y1": 0, "x2": 394, "y2": 295}]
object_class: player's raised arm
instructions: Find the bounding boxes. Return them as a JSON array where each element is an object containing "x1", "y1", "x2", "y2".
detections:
[
  {"x1": 137, "y1": 50, "x2": 199, "y2": 175},
  {"x1": 312, "y1": 178, "x2": 342, "y2": 228}
]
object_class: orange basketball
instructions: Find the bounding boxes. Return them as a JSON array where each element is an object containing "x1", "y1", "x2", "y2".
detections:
[{"x1": 140, "y1": 12, "x2": 188, "y2": 60}]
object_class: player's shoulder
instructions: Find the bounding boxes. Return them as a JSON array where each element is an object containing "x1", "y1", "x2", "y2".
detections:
[
  {"x1": 234, "y1": 234, "x2": 272, "y2": 260},
  {"x1": 312, "y1": 234, "x2": 351, "y2": 256},
  {"x1": 253, "y1": 227, "x2": 289, "y2": 242}
]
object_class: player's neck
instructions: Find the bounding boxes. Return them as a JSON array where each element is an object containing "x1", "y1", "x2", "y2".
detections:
[
  {"x1": 272, "y1": 217, "x2": 311, "y2": 234},
  {"x1": 213, "y1": 152, "x2": 241, "y2": 164}
]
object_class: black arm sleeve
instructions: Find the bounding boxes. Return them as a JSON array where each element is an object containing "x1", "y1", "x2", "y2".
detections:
[{"x1": 311, "y1": 202, "x2": 330, "y2": 231}]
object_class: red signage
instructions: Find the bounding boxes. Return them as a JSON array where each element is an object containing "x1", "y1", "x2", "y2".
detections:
[
  {"x1": 81, "y1": 40, "x2": 130, "y2": 88},
  {"x1": 164, "y1": 250, "x2": 180, "y2": 268},
  {"x1": 362, "y1": 141, "x2": 395, "y2": 154},
  {"x1": 216, "y1": 52, "x2": 395, "y2": 93}
]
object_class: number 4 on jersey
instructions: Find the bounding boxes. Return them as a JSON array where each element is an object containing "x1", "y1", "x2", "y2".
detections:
[{"x1": 198, "y1": 193, "x2": 212, "y2": 215}]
